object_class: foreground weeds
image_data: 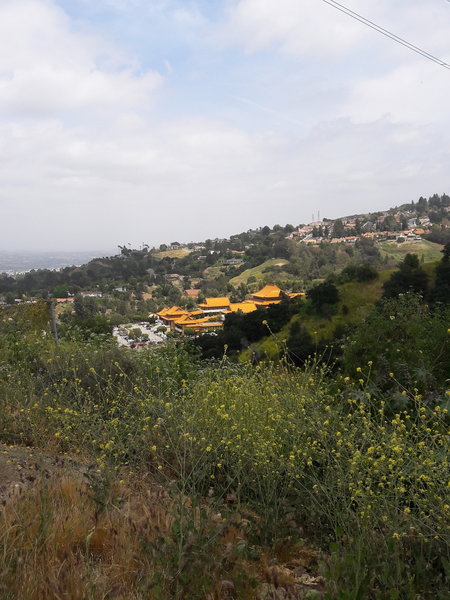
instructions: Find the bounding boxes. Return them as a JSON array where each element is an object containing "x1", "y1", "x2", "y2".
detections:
[
  {"x1": 0, "y1": 472, "x2": 259, "y2": 599},
  {"x1": 0, "y1": 314, "x2": 449, "y2": 598}
]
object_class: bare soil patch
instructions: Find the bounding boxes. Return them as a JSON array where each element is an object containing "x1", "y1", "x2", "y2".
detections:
[{"x1": 0, "y1": 443, "x2": 88, "y2": 506}]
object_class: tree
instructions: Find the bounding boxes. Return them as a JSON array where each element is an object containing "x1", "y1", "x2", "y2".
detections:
[
  {"x1": 286, "y1": 321, "x2": 314, "y2": 365},
  {"x1": 339, "y1": 264, "x2": 378, "y2": 283},
  {"x1": 430, "y1": 242, "x2": 450, "y2": 305},
  {"x1": 74, "y1": 295, "x2": 97, "y2": 319},
  {"x1": 333, "y1": 219, "x2": 345, "y2": 238},
  {"x1": 53, "y1": 284, "x2": 69, "y2": 298},
  {"x1": 383, "y1": 254, "x2": 428, "y2": 299},
  {"x1": 307, "y1": 281, "x2": 339, "y2": 311}
]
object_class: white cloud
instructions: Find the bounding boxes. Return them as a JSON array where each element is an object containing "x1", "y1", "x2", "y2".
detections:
[
  {"x1": 224, "y1": 1, "x2": 450, "y2": 127},
  {"x1": 342, "y1": 60, "x2": 450, "y2": 125},
  {"x1": 1, "y1": 111, "x2": 448, "y2": 250},
  {"x1": 0, "y1": 0, "x2": 162, "y2": 117},
  {"x1": 0, "y1": 0, "x2": 449, "y2": 251},
  {"x1": 225, "y1": 0, "x2": 450, "y2": 63},
  {"x1": 225, "y1": 0, "x2": 372, "y2": 57}
]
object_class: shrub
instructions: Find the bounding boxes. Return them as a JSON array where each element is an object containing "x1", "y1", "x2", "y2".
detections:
[{"x1": 341, "y1": 293, "x2": 450, "y2": 402}]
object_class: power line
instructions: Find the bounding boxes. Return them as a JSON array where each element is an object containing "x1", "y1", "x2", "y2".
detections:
[{"x1": 321, "y1": 0, "x2": 450, "y2": 71}]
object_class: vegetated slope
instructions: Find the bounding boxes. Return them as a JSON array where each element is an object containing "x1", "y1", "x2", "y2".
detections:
[
  {"x1": 1, "y1": 275, "x2": 449, "y2": 599},
  {"x1": 229, "y1": 258, "x2": 289, "y2": 287},
  {"x1": 247, "y1": 256, "x2": 445, "y2": 364},
  {"x1": 378, "y1": 239, "x2": 442, "y2": 263},
  {"x1": 244, "y1": 269, "x2": 394, "y2": 360},
  {"x1": 0, "y1": 316, "x2": 448, "y2": 598},
  {"x1": 302, "y1": 269, "x2": 393, "y2": 342}
]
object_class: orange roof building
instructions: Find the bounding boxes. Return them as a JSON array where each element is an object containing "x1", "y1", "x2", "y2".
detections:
[
  {"x1": 197, "y1": 297, "x2": 231, "y2": 313},
  {"x1": 228, "y1": 301, "x2": 258, "y2": 314},
  {"x1": 251, "y1": 284, "x2": 304, "y2": 306},
  {"x1": 157, "y1": 306, "x2": 190, "y2": 326},
  {"x1": 155, "y1": 284, "x2": 304, "y2": 335},
  {"x1": 251, "y1": 284, "x2": 283, "y2": 306},
  {"x1": 173, "y1": 314, "x2": 224, "y2": 334}
]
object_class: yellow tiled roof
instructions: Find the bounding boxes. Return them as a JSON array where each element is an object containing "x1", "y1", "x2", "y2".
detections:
[
  {"x1": 158, "y1": 305, "x2": 190, "y2": 319},
  {"x1": 229, "y1": 302, "x2": 258, "y2": 314},
  {"x1": 166, "y1": 306, "x2": 186, "y2": 315},
  {"x1": 184, "y1": 321, "x2": 223, "y2": 329},
  {"x1": 253, "y1": 299, "x2": 281, "y2": 306},
  {"x1": 173, "y1": 314, "x2": 195, "y2": 324},
  {"x1": 251, "y1": 284, "x2": 282, "y2": 299},
  {"x1": 175, "y1": 314, "x2": 220, "y2": 325},
  {"x1": 198, "y1": 297, "x2": 231, "y2": 308}
]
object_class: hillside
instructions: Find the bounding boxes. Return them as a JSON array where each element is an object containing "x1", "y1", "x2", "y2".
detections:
[
  {"x1": 153, "y1": 249, "x2": 192, "y2": 260},
  {"x1": 243, "y1": 268, "x2": 394, "y2": 361},
  {"x1": 0, "y1": 192, "x2": 448, "y2": 317},
  {"x1": 229, "y1": 258, "x2": 289, "y2": 287},
  {"x1": 378, "y1": 239, "x2": 442, "y2": 262}
]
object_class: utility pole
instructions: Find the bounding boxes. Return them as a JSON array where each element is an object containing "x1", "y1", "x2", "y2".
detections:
[{"x1": 48, "y1": 300, "x2": 59, "y2": 345}]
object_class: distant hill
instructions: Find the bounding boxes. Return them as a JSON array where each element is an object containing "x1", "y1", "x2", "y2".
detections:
[{"x1": 0, "y1": 192, "x2": 448, "y2": 303}]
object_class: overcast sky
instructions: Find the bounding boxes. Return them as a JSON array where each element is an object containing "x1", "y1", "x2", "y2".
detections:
[{"x1": 1, "y1": 0, "x2": 449, "y2": 251}]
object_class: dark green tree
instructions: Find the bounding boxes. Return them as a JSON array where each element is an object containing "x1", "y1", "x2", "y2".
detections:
[
  {"x1": 383, "y1": 254, "x2": 428, "y2": 299},
  {"x1": 430, "y1": 242, "x2": 450, "y2": 305},
  {"x1": 333, "y1": 219, "x2": 345, "y2": 238},
  {"x1": 286, "y1": 321, "x2": 314, "y2": 365},
  {"x1": 307, "y1": 281, "x2": 339, "y2": 311}
]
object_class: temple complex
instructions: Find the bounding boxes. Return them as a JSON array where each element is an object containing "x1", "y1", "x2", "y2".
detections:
[{"x1": 156, "y1": 284, "x2": 304, "y2": 334}]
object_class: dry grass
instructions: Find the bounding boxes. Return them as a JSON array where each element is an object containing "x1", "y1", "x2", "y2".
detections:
[
  {"x1": 0, "y1": 468, "x2": 325, "y2": 599},
  {"x1": 0, "y1": 473, "x2": 174, "y2": 599},
  {"x1": 153, "y1": 250, "x2": 191, "y2": 260}
]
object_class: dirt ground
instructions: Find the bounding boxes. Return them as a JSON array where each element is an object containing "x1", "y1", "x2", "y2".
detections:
[{"x1": 0, "y1": 443, "x2": 87, "y2": 506}]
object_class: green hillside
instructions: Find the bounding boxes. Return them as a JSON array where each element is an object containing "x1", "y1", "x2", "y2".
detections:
[
  {"x1": 229, "y1": 258, "x2": 289, "y2": 286},
  {"x1": 378, "y1": 239, "x2": 442, "y2": 263},
  {"x1": 245, "y1": 269, "x2": 394, "y2": 360}
]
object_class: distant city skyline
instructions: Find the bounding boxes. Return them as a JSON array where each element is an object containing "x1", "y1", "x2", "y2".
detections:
[{"x1": 1, "y1": 0, "x2": 449, "y2": 251}]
